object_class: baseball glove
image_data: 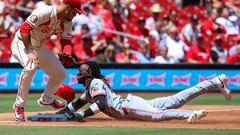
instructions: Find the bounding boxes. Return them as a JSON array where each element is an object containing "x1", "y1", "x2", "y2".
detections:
[{"x1": 58, "y1": 53, "x2": 76, "y2": 67}]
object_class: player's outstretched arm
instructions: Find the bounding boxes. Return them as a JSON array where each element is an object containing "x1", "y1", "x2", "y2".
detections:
[
  {"x1": 56, "y1": 97, "x2": 87, "y2": 114},
  {"x1": 65, "y1": 95, "x2": 107, "y2": 121}
]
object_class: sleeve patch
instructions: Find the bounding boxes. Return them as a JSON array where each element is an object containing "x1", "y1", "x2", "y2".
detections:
[
  {"x1": 30, "y1": 15, "x2": 38, "y2": 23},
  {"x1": 92, "y1": 87, "x2": 99, "y2": 93},
  {"x1": 91, "y1": 86, "x2": 106, "y2": 97}
]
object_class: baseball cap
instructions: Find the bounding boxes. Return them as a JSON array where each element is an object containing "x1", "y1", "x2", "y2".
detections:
[
  {"x1": 150, "y1": 3, "x2": 162, "y2": 13},
  {"x1": 63, "y1": 0, "x2": 83, "y2": 14}
]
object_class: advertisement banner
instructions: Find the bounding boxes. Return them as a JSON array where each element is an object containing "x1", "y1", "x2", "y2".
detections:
[{"x1": 0, "y1": 68, "x2": 240, "y2": 92}]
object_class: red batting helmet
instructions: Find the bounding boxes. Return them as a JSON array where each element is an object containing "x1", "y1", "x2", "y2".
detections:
[
  {"x1": 63, "y1": 0, "x2": 83, "y2": 14},
  {"x1": 55, "y1": 84, "x2": 75, "y2": 103}
]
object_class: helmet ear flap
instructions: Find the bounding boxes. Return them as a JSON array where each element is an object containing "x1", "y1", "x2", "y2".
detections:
[{"x1": 55, "y1": 84, "x2": 75, "y2": 104}]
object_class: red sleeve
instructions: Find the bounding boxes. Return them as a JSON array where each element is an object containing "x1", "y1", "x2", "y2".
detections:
[
  {"x1": 20, "y1": 22, "x2": 33, "y2": 35},
  {"x1": 61, "y1": 39, "x2": 72, "y2": 55}
]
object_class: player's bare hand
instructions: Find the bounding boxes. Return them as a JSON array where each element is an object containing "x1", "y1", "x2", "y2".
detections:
[{"x1": 27, "y1": 52, "x2": 39, "y2": 69}]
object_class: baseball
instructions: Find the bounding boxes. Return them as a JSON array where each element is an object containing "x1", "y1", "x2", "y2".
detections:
[{"x1": 50, "y1": 35, "x2": 57, "y2": 41}]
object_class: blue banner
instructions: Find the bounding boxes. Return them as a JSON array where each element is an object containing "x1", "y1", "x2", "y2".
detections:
[{"x1": 0, "y1": 68, "x2": 240, "y2": 92}]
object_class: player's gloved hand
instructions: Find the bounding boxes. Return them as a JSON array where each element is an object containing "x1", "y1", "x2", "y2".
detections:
[
  {"x1": 64, "y1": 111, "x2": 84, "y2": 121},
  {"x1": 73, "y1": 112, "x2": 84, "y2": 122},
  {"x1": 57, "y1": 53, "x2": 76, "y2": 67},
  {"x1": 64, "y1": 112, "x2": 75, "y2": 120}
]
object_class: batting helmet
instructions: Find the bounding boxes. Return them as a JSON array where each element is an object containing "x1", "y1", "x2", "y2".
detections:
[
  {"x1": 63, "y1": 0, "x2": 83, "y2": 14},
  {"x1": 55, "y1": 84, "x2": 75, "y2": 103}
]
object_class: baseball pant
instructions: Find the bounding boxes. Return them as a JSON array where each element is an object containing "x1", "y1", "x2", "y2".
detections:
[{"x1": 11, "y1": 37, "x2": 66, "y2": 107}]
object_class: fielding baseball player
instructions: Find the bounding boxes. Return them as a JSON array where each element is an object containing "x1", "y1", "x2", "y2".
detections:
[
  {"x1": 57, "y1": 61, "x2": 231, "y2": 124},
  {"x1": 11, "y1": 0, "x2": 82, "y2": 121}
]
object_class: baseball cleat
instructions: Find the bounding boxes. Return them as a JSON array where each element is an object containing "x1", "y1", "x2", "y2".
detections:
[
  {"x1": 38, "y1": 99, "x2": 65, "y2": 109},
  {"x1": 187, "y1": 109, "x2": 207, "y2": 124},
  {"x1": 13, "y1": 104, "x2": 25, "y2": 122},
  {"x1": 214, "y1": 74, "x2": 231, "y2": 100}
]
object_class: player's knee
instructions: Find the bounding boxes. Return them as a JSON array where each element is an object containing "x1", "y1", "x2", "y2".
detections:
[{"x1": 55, "y1": 69, "x2": 67, "y2": 80}]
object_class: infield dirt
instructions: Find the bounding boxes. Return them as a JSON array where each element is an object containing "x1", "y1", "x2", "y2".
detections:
[{"x1": 1, "y1": 105, "x2": 240, "y2": 129}]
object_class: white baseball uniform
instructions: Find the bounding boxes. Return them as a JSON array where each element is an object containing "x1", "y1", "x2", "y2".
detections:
[
  {"x1": 11, "y1": 5, "x2": 72, "y2": 106},
  {"x1": 80, "y1": 78, "x2": 220, "y2": 121}
]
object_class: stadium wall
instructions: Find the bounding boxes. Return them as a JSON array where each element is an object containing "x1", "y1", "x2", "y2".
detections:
[{"x1": 0, "y1": 63, "x2": 240, "y2": 92}]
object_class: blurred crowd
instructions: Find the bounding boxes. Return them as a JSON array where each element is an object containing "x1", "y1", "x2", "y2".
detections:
[{"x1": 1, "y1": 0, "x2": 240, "y2": 64}]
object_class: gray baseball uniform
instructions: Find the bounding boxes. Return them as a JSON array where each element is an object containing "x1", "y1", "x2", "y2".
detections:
[{"x1": 80, "y1": 78, "x2": 218, "y2": 121}]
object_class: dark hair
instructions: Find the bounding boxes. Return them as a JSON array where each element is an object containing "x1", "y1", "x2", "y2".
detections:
[
  {"x1": 210, "y1": 50, "x2": 219, "y2": 62},
  {"x1": 95, "y1": 46, "x2": 105, "y2": 55},
  {"x1": 83, "y1": 6, "x2": 90, "y2": 12},
  {"x1": 216, "y1": 26, "x2": 224, "y2": 33},
  {"x1": 81, "y1": 24, "x2": 90, "y2": 31},
  {"x1": 83, "y1": 61, "x2": 111, "y2": 88},
  {"x1": 83, "y1": 61, "x2": 102, "y2": 78}
]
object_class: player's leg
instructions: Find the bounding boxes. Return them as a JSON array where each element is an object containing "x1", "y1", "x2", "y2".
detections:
[
  {"x1": 150, "y1": 109, "x2": 207, "y2": 123},
  {"x1": 37, "y1": 46, "x2": 66, "y2": 108},
  {"x1": 122, "y1": 94, "x2": 206, "y2": 123},
  {"x1": 11, "y1": 39, "x2": 37, "y2": 121},
  {"x1": 148, "y1": 74, "x2": 231, "y2": 110}
]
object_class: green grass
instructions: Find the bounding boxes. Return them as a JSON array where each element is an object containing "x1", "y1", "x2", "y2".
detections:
[
  {"x1": 1, "y1": 94, "x2": 239, "y2": 113},
  {"x1": 0, "y1": 126, "x2": 240, "y2": 135}
]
